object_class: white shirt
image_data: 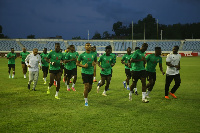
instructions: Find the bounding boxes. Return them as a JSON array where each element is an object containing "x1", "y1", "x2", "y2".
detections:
[
  {"x1": 166, "y1": 53, "x2": 181, "y2": 75},
  {"x1": 25, "y1": 53, "x2": 41, "y2": 72}
]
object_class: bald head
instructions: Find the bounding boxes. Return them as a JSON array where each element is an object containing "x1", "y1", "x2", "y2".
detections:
[{"x1": 33, "y1": 48, "x2": 38, "y2": 56}]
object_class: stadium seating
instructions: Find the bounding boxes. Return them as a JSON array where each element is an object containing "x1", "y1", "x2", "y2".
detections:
[
  {"x1": 20, "y1": 41, "x2": 66, "y2": 51},
  {"x1": 183, "y1": 41, "x2": 200, "y2": 51},
  {"x1": 0, "y1": 40, "x2": 21, "y2": 51},
  {"x1": 136, "y1": 41, "x2": 181, "y2": 51}
]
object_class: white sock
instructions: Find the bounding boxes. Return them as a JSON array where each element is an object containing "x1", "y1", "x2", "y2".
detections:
[
  {"x1": 103, "y1": 90, "x2": 106, "y2": 94},
  {"x1": 146, "y1": 90, "x2": 151, "y2": 96},
  {"x1": 84, "y1": 98, "x2": 88, "y2": 103},
  {"x1": 123, "y1": 81, "x2": 126, "y2": 83},
  {"x1": 127, "y1": 85, "x2": 129, "y2": 88},
  {"x1": 56, "y1": 81, "x2": 57, "y2": 85},
  {"x1": 129, "y1": 91, "x2": 133, "y2": 96},
  {"x1": 12, "y1": 74, "x2": 15, "y2": 77},
  {"x1": 142, "y1": 92, "x2": 146, "y2": 99},
  {"x1": 94, "y1": 77, "x2": 96, "y2": 80},
  {"x1": 55, "y1": 91, "x2": 59, "y2": 97},
  {"x1": 48, "y1": 86, "x2": 51, "y2": 90},
  {"x1": 72, "y1": 76, "x2": 74, "y2": 79},
  {"x1": 65, "y1": 81, "x2": 67, "y2": 86},
  {"x1": 67, "y1": 85, "x2": 70, "y2": 89},
  {"x1": 72, "y1": 83, "x2": 75, "y2": 88},
  {"x1": 134, "y1": 88, "x2": 137, "y2": 92},
  {"x1": 44, "y1": 77, "x2": 46, "y2": 82},
  {"x1": 98, "y1": 80, "x2": 101, "y2": 83}
]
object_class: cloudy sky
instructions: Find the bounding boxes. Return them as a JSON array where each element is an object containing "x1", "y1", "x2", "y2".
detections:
[{"x1": 0, "y1": 0, "x2": 200, "y2": 39}]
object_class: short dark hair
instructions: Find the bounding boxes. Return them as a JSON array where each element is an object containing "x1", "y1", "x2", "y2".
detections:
[
  {"x1": 44, "y1": 48, "x2": 47, "y2": 50},
  {"x1": 55, "y1": 43, "x2": 60, "y2": 45},
  {"x1": 174, "y1": 45, "x2": 179, "y2": 50},
  {"x1": 105, "y1": 45, "x2": 112, "y2": 50},
  {"x1": 155, "y1": 47, "x2": 161, "y2": 50},
  {"x1": 11, "y1": 48, "x2": 14, "y2": 50}
]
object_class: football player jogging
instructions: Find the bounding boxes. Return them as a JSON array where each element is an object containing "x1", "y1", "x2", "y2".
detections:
[
  {"x1": 97, "y1": 46, "x2": 116, "y2": 90},
  {"x1": 97, "y1": 45, "x2": 115, "y2": 96},
  {"x1": 25, "y1": 48, "x2": 41, "y2": 91},
  {"x1": 145, "y1": 47, "x2": 165, "y2": 98},
  {"x1": 129, "y1": 43, "x2": 149, "y2": 103},
  {"x1": 64, "y1": 45, "x2": 79, "y2": 91},
  {"x1": 165, "y1": 46, "x2": 181, "y2": 99},
  {"x1": 19, "y1": 48, "x2": 30, "y2": 79},
  {"x1": 76, "y1": 43, "x2": 97, "y2": 106},
  {"x1": 46, "y1": 43, "x2": 65, "y2": 99},
  {"x1": 128, "y1": 47, "x2": 140, "y2": 95},
  {"x1": 121, "y1": 47, "x2": 132, "y2": 90},
  {"x1": 91, "y1": 46, "x2": 98, "y2": 82},
  {"x1": 40, "y1": 48, "x2": 49, "y2": 84},
  {"x1": 7, "y1": 48, "x2": 17, "y2": 79}
]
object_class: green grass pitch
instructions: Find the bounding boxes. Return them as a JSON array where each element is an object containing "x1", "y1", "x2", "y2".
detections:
[{"x1": 0, "y1": 56, "x2": 200, "y2": 132}]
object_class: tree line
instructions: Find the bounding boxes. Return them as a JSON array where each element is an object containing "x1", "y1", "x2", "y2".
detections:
[{"x1": 91, "y1": 14, "x2": 200, "y2": 40}]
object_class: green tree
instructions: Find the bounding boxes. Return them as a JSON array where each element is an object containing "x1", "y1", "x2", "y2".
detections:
[
  {"x1": 27, "y1": 34, "x2": 35, "y2": 39},
  {"x1": 102, "y1": 31, "x2": 110, "y2": 39},
  {"x1": 72, "y1": 36, "x2": 81, "y2": 39},
  {"x1": 92, "y1": 32, "x2": 101, "y2": 39}
]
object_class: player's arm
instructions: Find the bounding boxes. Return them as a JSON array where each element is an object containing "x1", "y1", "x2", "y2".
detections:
[
  {"x1": 159, "y1": 63, "x2": 165, "y2": 75},
  {"x1": 19, "y1": 53, "x2": 22, "y2": 58},
  {"x1": 25, "y1": 54, "x2": 31, "y2": 67},
  {"x1": 76, "y1": 60, "x2": 88, "y2": 68},
  {"x1": 97, "y1": 61, "x2": 104, "y2": 71}
]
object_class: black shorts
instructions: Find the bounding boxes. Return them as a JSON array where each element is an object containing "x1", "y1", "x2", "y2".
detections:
[
  {"x1": 125, "y1": 69, "x2": 131, "y2": 78},
  {"x1": 100, "y1": 73, "x2": 112, "y2": 78},
  {"x1": 8, "y1": 64, "x2": 15, "y2": 69},
  {"x1": 65, "y1": 68, "x2": 77, "y2": 78},
  {"x1": 21, "y1": 61, "x2": 25, "y2": 64},
  {"x1": 42, "y1": 66, "x2": 49, "y2": 74},
  {"x1": 49, "y1": 70, "x2": 61, "y2": 74},
  {"x1": 60, "y1": 64, "x2": 64, "y2": 69},
  {"x1": 82, "y1": 73, "x2": 93, "y2": 85},
  {"x1": 146, "y1": 71, "x2": 156, "y2": 81},
  {"x1": 131, "y1": 70, "x2": 146, "y2": 82}
]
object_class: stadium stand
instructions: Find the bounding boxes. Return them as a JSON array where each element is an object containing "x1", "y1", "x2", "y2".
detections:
[
  {"x1": 20, "y1": 41, "x2": 66, "y2": 51},
  {"x1": 183, "y1": 41, "x2": 200, "y2": 52},
  {"x1": 0, "y1": 40, "x2": 22, "y2": 51},
  {"x1": 136, "y1": 41, "x2": 181, "y2": 51}
]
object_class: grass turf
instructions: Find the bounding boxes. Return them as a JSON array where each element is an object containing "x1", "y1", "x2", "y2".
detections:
[{"x1": 0, "y1": 56, "x2": 200, "y2": 133}]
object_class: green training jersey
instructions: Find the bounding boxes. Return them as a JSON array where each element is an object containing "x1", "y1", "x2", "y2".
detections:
[
  {"x1": 130, "y1": 49, "x2": 146, "y2": 71},
  {"x1": 122, "y1": 53, "x2": 132, "y2": 69},
  {"x1": 7, "y1": 52, "x2": 17, "y2": 64},
  {"x1": 145, "y1": 54, "x2": 162, "y2": 72},
  {"x1": 98, "y1": 54, "x2": 114, "y2": 75},
  {"x1": 65, "y1": 51, "x2": 79, "y2": 70},
  {"x1": 40, "y1": 53, "x2": 49, "y2": 67},
  {"x1": 110, "y1": 53, "x2": 116, "y2": 63},
  {"x1": 20, "y1": 52, "x2": 30, "y2": 62},
  {"x1": 47, "y1": 51, "x2": 64, "y2": 70},
  {"x1": 78, "y1": 52, "x2": 97, "y2": 74}
]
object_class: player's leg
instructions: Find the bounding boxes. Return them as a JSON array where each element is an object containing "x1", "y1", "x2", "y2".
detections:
[
  {"x1": 33, "y1": 71, "x2": 39, "y2": 91},
  {"x1": 8, "y1": 65, "x2": 11, "y2": 78},
  {"x1": 71, "y1": 68, "x2": 77, "y2": 91},
  {"x1": 47, "y1": 72, "x2": 55, "y2": 94},
  {"x1": 55, "y1": 72, "x2": 61, "y2": 99},
  {"x1": 140, "y1": 70, "x2": 148, "y2": 103},
  {"x1": 102, "y1": 76, "x2": 111, "y2": 96},
  {"x1": 66, "y1": 69, "x2": 72, "y2": 91},
  {"x1": 169, "y1": 74, "x2": 181, "y2": 98},
  {"x1": 97, "y1": 75, "x2": 105, "y2": 93},
  {"x1": 28, "y1": 71, "x2": 34, "y2": 90},
  {"x1": 93, "y1": 65, "x2": 97, "y2": 82},
  {"x1": 12, "y1": 65, "x2": 15, "y2": 78},
  {"x1": 22, "y1": 63, "x2": 26, "y2": 78},
  {"x1": 165, "y1": 75, "x2": 174, "y2": 99}
]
